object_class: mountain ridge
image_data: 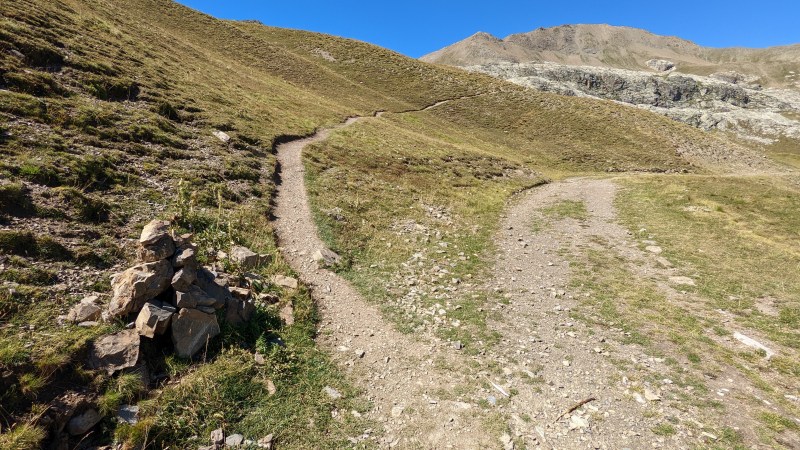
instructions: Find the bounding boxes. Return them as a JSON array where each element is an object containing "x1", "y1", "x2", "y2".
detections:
[{"x1": 421, "y1": 24, "x2": 800, "y2": 88}]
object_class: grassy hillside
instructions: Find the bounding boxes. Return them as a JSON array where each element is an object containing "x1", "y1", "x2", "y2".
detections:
[{"x1": 0, "y1": 0, "x2": 783, "y2": 448}]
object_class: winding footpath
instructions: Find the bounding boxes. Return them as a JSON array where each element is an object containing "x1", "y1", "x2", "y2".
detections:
[{"x1": 272, "y1": 100, "x2": 494, "y2": 449}]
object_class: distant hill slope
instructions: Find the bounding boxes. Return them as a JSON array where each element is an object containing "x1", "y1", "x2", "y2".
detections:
[{"x1": 421, "y1": 24, "x2": 800, "y2": 88}]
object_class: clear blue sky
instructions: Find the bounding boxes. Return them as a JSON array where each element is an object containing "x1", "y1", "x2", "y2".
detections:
[{"x1": 175, "y1": 0, "x2": 800, "y2": 58}]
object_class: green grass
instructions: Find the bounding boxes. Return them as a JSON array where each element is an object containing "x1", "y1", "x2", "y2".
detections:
[
  {"x1": 0, "y1": 423, "x2": 46, "y2": 450},
  {"x1": 651, "y1": 423, "x2": 677, "y2": 436},
  {"x1": 600, "y1": 174, "x2": 800, "y2": 446},
  {"x1": 765, "y1": 137, "x2": 800, "y2": 169},
  {"x1": 542, "y1": 200, "x2": 589, "y2": 220},
  {"x1": 617, "y1": 175, "x2": 800, "y2": 350}
]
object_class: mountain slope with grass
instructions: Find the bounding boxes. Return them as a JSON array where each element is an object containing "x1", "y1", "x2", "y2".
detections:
[
  {"x1": 421, "y1": 24, "x2": 800, "y2": 87},
  {"x1": 0, "y1": 1, "x2": 797, "y2": 449},
  {"x1": 423, "y1": 24, "x2": 800, "y2": 145}
]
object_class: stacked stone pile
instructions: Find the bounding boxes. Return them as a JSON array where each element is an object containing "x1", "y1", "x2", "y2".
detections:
[
  {"x1": 79, "y1": 220, "x2": 261, "y2": 374},
  {"x1": 54, "y1": 220, "x2": 280, "y2": 441}
]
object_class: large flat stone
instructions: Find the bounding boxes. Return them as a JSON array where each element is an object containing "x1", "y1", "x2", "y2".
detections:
[
  {"x1": 88, "y1": 329, "x2": 140, "y2": 375},
  {"x1": 171, "y1": 308, "x2": 220, "y2": 358}
]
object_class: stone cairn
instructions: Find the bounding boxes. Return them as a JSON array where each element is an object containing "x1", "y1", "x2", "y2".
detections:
[
  {"x1": 85, "y1": 220, "x2": 262, "y2": 374},
  {"x1": 55, "y1": 220, "x2": 276, "y2": 440}
]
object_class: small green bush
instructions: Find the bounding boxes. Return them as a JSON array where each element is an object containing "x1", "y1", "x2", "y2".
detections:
[
  {"x1": 155, "y1": 101, "x2": 180, "y2": 121},
  {"x1": 0, "y1": 230, "x2": 72, "y2": 261},
  {"x1": 52, "y1": 187, "x2": 110, "y2": 222},
  {"x1": 0, "y1": 183, "x2": 34, "y2": 216}
]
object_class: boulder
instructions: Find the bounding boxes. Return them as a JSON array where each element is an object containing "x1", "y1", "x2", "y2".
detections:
[
  {"x1": 88, "y1": 329, "x2": 140, "y2": 375},
  {"x1": 172, "y1": 245, "x2": 197, "y2": 269},
  {"x1": 139, "y1": 220, "x2": 171, "y2": 246},
  {"x1": 171, "y1": 308, "x2": 220, "y2": 358},
  {"x1": 230, "y1": 246, "x2": 263, "y2": 269},
  {"x1": 66, "y1": 296, "x2": 101, "y2": 323},
  {"x1": 225, "y1": 297, "x2": 256, "y2": 325},
  {"x1": 196, "y1": 268, "x2": 233, "y2": 308},
  {"x1": 312, "y1": 248, "x2": 341, "y2": 267},
  {"x1": 67, "y1": 408, "x2": 102, "y2": 435},
  {"x1": 271, "y1": 275, "x2": 298, "y2": 290},
  {"x1": 135, "y1": 301, "x2": 175, "y2": 338},
  {"x1": 213, "y1": 130, "x2": 231, "y2": 143},
  {"x1": 646, "y1": 59, "x2": 675, "y2": 72},
  {"x1": 171, "y1": 267, "x2": 196, "y2": 292},
  {"x1": 138, "y1": 220, "x2": 176, "y2": 263},
  {"x1": 174, "y1": 290, "x2": 197, "y2": 309},
  {"x1": 108, "y1": 260, "x2": 173, "y2": 317}
]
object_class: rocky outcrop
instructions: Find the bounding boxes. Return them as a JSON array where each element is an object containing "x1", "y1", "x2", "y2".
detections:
[
  {"x1": 468, "y1": 61, "x2": 800, "y2": 142},
  {"x1": 646, "y1": 59, "x2": 675, "y2": 72}
]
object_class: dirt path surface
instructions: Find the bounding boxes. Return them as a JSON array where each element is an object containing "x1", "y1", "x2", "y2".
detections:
[
  {"x1": 486, "y1": 179, "x2": 701, "y2": 449},
  {"x1": 272, "y1": 106, "x2": 769, "y2": 448},
  {"x1": 273, "y1": 102, "x2": 496, "y2": 449}
]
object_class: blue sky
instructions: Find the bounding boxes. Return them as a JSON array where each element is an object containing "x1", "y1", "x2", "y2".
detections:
[{"x1": 176, "y1": 1, "x2": 800, "y2": 58}]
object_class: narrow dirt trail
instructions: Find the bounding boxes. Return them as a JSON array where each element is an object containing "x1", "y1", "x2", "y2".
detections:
[
  {"x1": 272, "y1": 100, "x2": 495, "y2": 449},
  {"x1": 486, "y1": 178, "x2": 700, "y2": 449},
  {"x1": 486, "y1": 177, "x2": 797, "y2": 449}
]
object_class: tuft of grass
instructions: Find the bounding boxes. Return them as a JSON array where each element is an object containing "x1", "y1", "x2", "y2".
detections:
[
  {"x1": 0, "y1": 230, "x2": 72, "y2": 260},
  {"x1": 0, "y1": 422, "x2": 46, "y2": 450},
  {"x1": 759, "y1": 411, "x2": 800, "y2": 433},
  {"x1": 0, "y1": 182, "x2": 34, "y2": 216},
  {"x1": 652, "y1": 423, "x2": 676, "y2": 436},
  {"x1": 99, "y1": 373, "x2": 146, "y2": 416},
  {"x1": 49, "y1": 187, "x2": 111, "y2": 222},
  {"x1": 542, "y1": 199, "x2": 588, "y2": 220}
]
